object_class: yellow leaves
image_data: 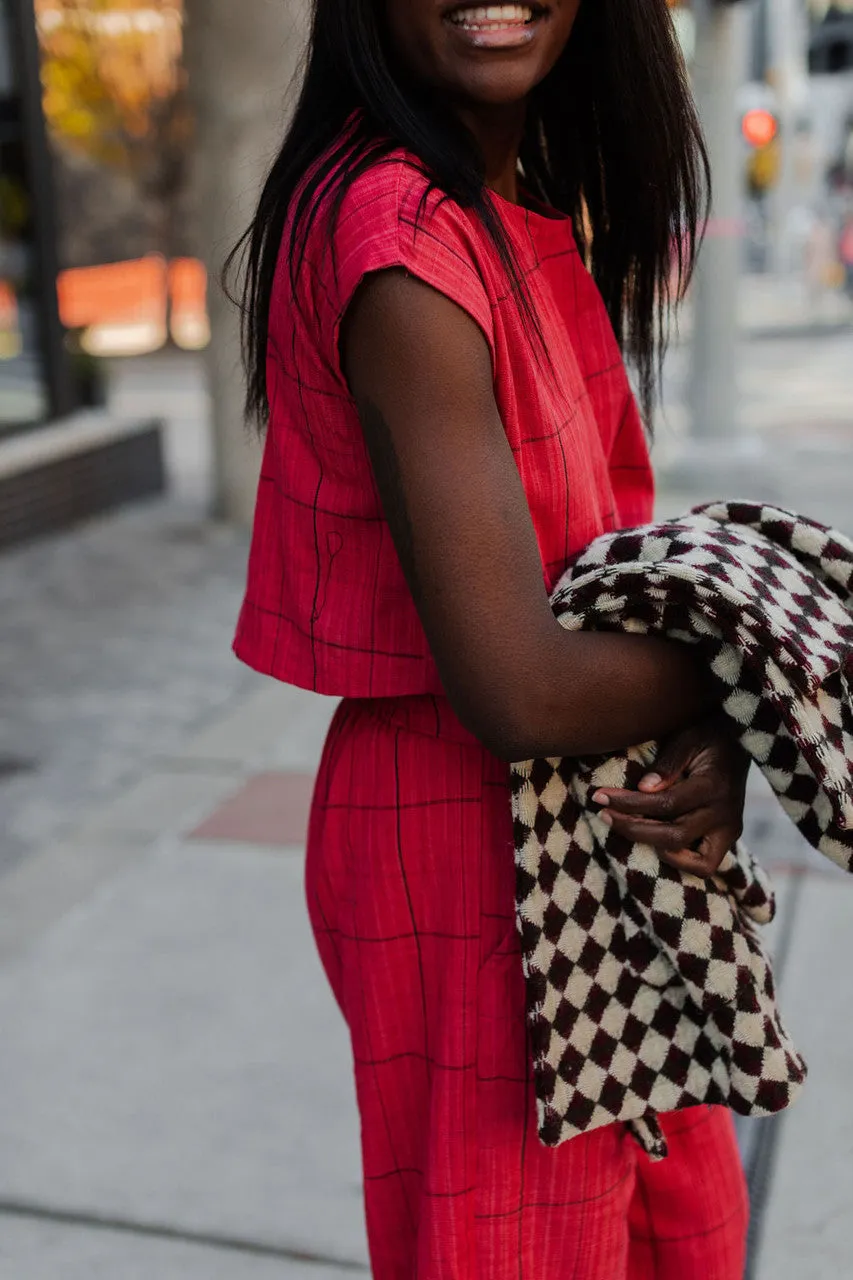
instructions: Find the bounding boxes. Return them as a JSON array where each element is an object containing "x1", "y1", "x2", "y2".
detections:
[{"x1": 35, "y1": 0, "x2": 184, "y2": 169}]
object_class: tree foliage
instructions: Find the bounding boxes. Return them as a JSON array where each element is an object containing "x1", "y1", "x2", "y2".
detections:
[{"x1": 35, "y1": 0, "x2": 188, "y2": 172}]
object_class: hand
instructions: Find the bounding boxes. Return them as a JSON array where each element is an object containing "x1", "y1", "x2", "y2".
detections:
[{"x1": 592, "y1": 716, "x2": 750, "y2": 879}]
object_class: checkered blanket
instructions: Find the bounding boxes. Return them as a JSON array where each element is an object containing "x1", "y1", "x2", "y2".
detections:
[{"x1": 511, "y1": 502, "x2": 853, "y2": 1159}]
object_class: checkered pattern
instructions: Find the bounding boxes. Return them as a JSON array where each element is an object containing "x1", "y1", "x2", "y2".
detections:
[{"x1": 512, "y1": 502, "x2": 853, "y2": 1157}]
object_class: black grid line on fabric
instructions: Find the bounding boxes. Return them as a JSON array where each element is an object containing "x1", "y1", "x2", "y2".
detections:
[
  {"x1": 394, "y1": 727, "x2": 432, "y2": 1074},
  {"x1": 268, "y1": 358, "x2": 353, "y2": 403},
  {"x1": 514, "y1": 406, "x2": 580, "y2": 447},
  {"x1": 629, "y1": 1201, "x2": 749, "y2": 1245},
  {"x1": 317, "y1": 796, "x2": 485, "y2": 813},
  {"x1": 489, "y1": 250, "x2": 581, "y2": 310},
  {"x1": 354, "y1": 1050, "x2": 479, "y2": 1072},
  {"x1": 585, "y1": 360, "x2": 625, "y2": 384},
  {"x1": 474, "y1": 1169, "x2": 634, "y2": 1220},
  {"x1": 397, "y1": 213, "x2": 487, "y2": 285},
  {"x1": 347, "y1": 826, "x2": 420, "y2": 1237},
  {"x1": 458, "y1": 740, "x2": 474, "y2": 1280},
  {"x1": 632, "y1": 1166, "x2": 663, "y2": 1274},
  {"x1": 318, "y1": 927, "x2": 486, "y2": 945},
  {"x1": 553, "y1": 409, "x2": 572, "y2": 575},
  {"x1": 610, "y1": 397, "x2": 634, "y2": 456},
  {"x1": 363, "y1": 1167, "x2": 427, "y2": 1184},
  {"x1": 258, "y1": 475, "x2": 386, "y2": 524},
  {"x1": 242, "y1": 599, "x2": 427, "y2": 661}
]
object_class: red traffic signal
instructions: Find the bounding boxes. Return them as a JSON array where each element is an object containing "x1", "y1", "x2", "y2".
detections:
[{"x1": 742, "y1": 108, "x2": 779, "y2": 149}]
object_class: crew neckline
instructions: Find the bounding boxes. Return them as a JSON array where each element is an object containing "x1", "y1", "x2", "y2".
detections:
[{"x1": 489, "y1": 185, "x2": 572, "y2": 227}]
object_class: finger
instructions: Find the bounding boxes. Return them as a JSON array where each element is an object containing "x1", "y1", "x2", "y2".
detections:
[
  {"x1": 602, "y1": 808, "x2": 711, "y2": 852},
  {"x1": 659, "y1": 848, "x2": 717, "y2": 879},
  {"x1": 698, "y1": 827, "x2": 739, "y2": 872},
  {"x1": 594, "y1": 776, "x2": 710, "y2": 821},
  {"x1": 638, "y1": 727, "x2": 704, "y2": 793},
  {"x1": 660, "y1": 828, "x2": 739, "y2": 878}
]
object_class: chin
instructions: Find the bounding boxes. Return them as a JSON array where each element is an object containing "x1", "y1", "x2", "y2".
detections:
[{"x1": 448, "y1": 61, "x2": 544, "y2": 108}]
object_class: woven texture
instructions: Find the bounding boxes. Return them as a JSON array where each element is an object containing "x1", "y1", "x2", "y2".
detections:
[
  {"x1": 235, "y1": 149, "x2": 654, "y2": 698},
  {"x1": 512, "y1": 501, "x2": 853, "y2": 1158}
]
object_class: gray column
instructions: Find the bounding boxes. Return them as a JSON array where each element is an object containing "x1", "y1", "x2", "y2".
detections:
[
  {"x1": 767, "y1": 0, "x2": 811, "y2": 273},
  {"x1": 184, "y1": 0, "x2": 309, "y2": 525},
  {"x1": 689, "y1": 0, "x2": 749, "y2": 442}
]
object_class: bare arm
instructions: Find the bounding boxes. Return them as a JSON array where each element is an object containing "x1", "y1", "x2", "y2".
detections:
[{"x1": 341, "y1": 271, "x2": 714, "y2": 762}]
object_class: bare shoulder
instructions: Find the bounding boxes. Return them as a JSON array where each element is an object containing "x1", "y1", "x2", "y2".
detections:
[{"x1": 341, "y1": 267, "x2": 494, "y2": 406}]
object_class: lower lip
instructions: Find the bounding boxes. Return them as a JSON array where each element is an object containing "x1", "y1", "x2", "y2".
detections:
[{"x1": 444, "y1": 17, "x2": 542, "y2": 49}]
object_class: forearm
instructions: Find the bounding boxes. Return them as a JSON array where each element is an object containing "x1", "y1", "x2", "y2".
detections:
[{"x1": 450, "y1": 626, "x2": 715, "y2": 763}]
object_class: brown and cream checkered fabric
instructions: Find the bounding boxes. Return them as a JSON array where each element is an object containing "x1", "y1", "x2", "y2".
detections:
[{"x1": 512, "y1": 501, "x2": 853, "y2": 1159}]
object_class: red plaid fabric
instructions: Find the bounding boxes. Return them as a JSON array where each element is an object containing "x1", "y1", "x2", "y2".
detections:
[
  {"x1": 236, "y1": 149, "x2": 748, "y2": 1276},
  {"x1": 307, "y1": 696, "x2": 748, "y2": 1279},
  {"x1": 233, "y1": 153, "x2": 654, "y2": 694}
]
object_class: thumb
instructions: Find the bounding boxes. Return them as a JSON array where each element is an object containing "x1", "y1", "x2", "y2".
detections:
[{"x1": 639, "y1": 729, "x2": 701, "y2": 793}]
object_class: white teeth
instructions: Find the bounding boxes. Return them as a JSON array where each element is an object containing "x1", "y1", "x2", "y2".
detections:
[{"x1": 448, "y1": 4, "x2": 536, "y2": 27}]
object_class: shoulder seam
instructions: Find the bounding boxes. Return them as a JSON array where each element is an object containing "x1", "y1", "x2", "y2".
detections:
[{"x1": 394, "y1": 155, "x2": 404, "y2": 264}]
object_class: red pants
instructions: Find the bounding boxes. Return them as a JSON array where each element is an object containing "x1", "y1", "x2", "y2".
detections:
[{"x1": 307, "y1": 696, "x2": 749, "y2": 1279}]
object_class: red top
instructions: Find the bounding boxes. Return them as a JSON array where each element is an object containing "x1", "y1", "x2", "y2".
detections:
[{"x1": 234, "y1": 151, "x2": 655, "y2": 697}]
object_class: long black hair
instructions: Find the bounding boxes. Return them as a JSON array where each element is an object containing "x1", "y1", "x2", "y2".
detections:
[{"x1": 232, "y1": 0, "x2": 710, "y2": 428}]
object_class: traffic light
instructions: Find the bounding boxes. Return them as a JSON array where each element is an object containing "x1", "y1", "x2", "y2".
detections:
[
  {"x1": 742, "y1": 108, "x2": 779, "y2": 150},
  {"x1": 741, "y1": 105, "x2": 781, "y2": 196}
]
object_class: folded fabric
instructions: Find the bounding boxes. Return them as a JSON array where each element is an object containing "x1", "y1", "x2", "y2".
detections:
[{"x1": 511, "y1": 502, "x2": 853, "y2": 1159}]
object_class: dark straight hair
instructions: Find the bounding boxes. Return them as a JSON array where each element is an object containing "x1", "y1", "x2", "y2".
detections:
[{"x1": 231, "y1": 0, "x2": 710, "y2": 429}]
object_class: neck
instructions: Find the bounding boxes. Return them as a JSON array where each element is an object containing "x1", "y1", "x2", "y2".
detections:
[{"x1": 454, "y1": 101, "x2": 526, "y2": 204}]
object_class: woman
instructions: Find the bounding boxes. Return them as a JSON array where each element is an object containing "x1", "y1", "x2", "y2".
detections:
[{"x1": 233, "y1": 1, "x2": 751, "y2": 1275}]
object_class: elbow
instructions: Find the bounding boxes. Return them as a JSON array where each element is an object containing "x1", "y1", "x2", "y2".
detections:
[
  {"x1": 449, "y1": 685, "x2": 555, "y2": 764},
  {"x1": 477, "y1": 723, "x2": 538, "y2": 764}
]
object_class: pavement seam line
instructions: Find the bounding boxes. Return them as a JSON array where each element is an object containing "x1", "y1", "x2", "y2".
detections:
[
  {"x1": 744, "y1": 870, "x2": 807, "y2": 1280},
  {"x1": 0, "y1": 1198, "x2": 369, "y2": 1272}
]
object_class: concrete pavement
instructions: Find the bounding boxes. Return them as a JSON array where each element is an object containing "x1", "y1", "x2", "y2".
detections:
[{"x1": 0, "y1": 677, "x2": 367, "y2": 1278}]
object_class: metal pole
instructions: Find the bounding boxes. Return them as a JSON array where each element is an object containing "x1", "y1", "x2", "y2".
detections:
[
  {"x1": 689, "y1": 0, "x2": 749, "y2": 441},
  {"x1": 767, "y1": 0, "x2": 811, "y2": 273},
  {"x1": 8, "y1": 0, "x2": 76, "y2": 420}
]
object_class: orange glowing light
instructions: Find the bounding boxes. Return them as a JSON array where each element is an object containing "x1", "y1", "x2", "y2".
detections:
[{"x1": 742, "y1": 108, "x2": 779, "y2": 149}]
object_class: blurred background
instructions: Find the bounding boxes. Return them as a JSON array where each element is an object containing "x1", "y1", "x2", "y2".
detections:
[{"x1": 0, "y1": 1, "x2": 851, "y2": 1277}]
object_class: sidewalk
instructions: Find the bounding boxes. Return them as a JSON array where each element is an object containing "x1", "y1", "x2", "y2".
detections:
[
  {"x1": 677, "y1": 273, "x2": 853, "y2": 343},
  {"x1": 0, "y1": 674, "x2": 365, "y2": 1278}
]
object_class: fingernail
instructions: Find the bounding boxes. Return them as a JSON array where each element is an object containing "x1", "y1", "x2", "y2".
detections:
[
  {"x1": 639, "y1": 774, "x2": 663, "y2": 792},
  {"x1": 600, "y1": 811, "x2": 614, "y2": 826},
  {"x1": 592, "y1": 791, "x2": 610, "y2": 806}
]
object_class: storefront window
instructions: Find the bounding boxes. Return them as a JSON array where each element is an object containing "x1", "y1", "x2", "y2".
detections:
[{"x1": 0, "y1": 0, "x2": 50, "y2": 431}]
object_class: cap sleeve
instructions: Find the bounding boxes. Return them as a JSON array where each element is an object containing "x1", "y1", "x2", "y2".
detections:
[{"x1": 314, "y1": 158, "x2": 496, "y2": 384}]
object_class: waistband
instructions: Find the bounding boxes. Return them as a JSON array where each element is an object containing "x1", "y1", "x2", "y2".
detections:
[{"x1": 339, "y1": 693, "x2": 486, "y2": 749}]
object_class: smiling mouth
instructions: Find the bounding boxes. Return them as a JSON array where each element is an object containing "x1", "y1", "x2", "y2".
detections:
[{"x1": 444, "y1": 4, "x2": 548, "y2": 34}]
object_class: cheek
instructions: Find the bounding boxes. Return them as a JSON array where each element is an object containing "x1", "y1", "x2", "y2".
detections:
[
  {"x1": 536, "y1": 5, "x2": 582, "y2": 80},
  {"x1": 385, "y1": 0, "x2": 436, "y2": 75},
  {"x1": 548, "y1": 2, "x2": 582, "y2": 50}
]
